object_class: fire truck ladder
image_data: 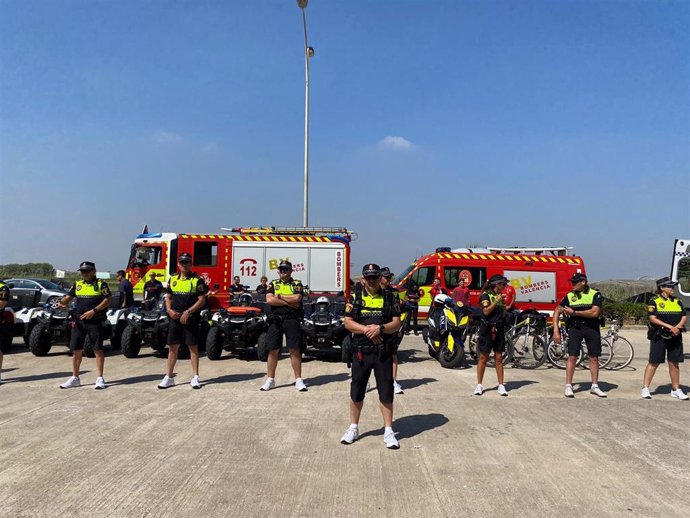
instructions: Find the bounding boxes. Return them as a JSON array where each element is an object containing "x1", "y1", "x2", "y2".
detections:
[{"x1": 220, "y1": 227, "x2": 354, "y2": 238}]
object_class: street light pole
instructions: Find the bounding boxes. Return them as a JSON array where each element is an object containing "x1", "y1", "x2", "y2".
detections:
[{"x1": 297, "y1": 0, "x2": 313, "y2": 227}]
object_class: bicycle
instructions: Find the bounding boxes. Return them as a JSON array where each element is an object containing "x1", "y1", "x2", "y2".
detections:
[
  {"x1": 601, "y1": 318, "x2": 634, "y2": 370},
  {"x1": 505, "y1": 310, "x2": 548, "y2": 369},
  {"x1": 546, "y1": 319, "x2": 613, "y2": 369}
]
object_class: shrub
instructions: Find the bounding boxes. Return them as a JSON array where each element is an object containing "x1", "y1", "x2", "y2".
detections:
[{"x1": 601, "y1": 301, "x2": 648, "y2": 324}]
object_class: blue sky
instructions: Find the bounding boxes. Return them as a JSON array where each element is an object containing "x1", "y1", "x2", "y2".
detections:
[{"x1": 1, "y1": 0, "x2": 688, "y2": 280}]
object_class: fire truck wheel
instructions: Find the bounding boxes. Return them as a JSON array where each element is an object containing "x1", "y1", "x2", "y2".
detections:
[
  {"x1": 29, "y1": 323, "x2": 52, "y2": 356},
  {"x1": 256, "y1": 332, "x2": 269, "y2": 362},
  {"x1": 177, "y1": 344, "x2": 191, "y2": 360},
  {"x1": 206, "y1": 327, "x2": 223, "y2": 361},
  {"x1": 83, "y1": 336, "x2": 96, "y2": 358},
  {"x1": 120, "y1": 326, "x2": 141, "y2": 358}
]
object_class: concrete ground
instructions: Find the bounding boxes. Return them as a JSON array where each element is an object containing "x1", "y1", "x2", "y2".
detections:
[{"x1": 0, "y1": 327, "x2": 688, "y2": 518}]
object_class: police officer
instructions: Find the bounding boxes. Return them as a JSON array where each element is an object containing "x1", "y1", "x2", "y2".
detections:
[
  {"x1": 59, "y1": 261, "x2": 112, "y2": 389},
  {"x1": 381, "y1": 267, "x2": 403, "y2": 395},
  {"x1": 474, "y1": 274, "x2": 509, "y2": 397},
  {"x1": 143, "y1": 272, "x2": 164, "y2": 310},
  {"x1": 0, "y1": 279, "x2": 9, "y2": 384},
  {"x1": 341, "y1": 264, "x2": 402, "y2": 449},
  {"x1": 158, "y1": 253, "x2": 208, "y2": 390},
  {"x1": 260, "y1": 261, "x2": 307, "y2": 392},
  {"x1": 641, "y1": 277, "x2": 688, "y2": 400},
  {"x1": 552, "y1": 272, "x2": 607, "y2": 398}
]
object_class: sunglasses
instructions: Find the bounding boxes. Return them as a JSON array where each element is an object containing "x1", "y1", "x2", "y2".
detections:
[{"x1": 364, "y1": 275, "x2": 381, "y2": 280}]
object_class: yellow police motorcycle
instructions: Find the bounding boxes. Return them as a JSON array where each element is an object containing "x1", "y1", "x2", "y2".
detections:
[{"x1": 423, "y1": 295, "x2": 471, "y2": 369}]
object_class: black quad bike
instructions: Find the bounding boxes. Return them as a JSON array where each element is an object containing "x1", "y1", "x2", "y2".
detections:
[
  {"x1": 28, "y1": 306, "x2": 77, "y2": 356},
  {"x1": 206, "y1": 293, "x2": 268, "y2": 361},
  {"x1": 300, "y1": 296, "x2": 348, "y2": 356}
]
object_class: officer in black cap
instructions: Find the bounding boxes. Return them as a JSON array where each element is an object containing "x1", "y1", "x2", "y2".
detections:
[
  {"x1": 641, "y1": 277, "x2": 688, "y2": 400},
  {"x1": 260, "y1": 260, "x2": 307, "y2": 392},
  {"x1": 380, "y1": 267, "x2": 404, "y2": 395},
  {"x1": 59, "y1": 261, "x2": 112, "y2": 390},
  {"x1": 474, "y1": 274, "x2": 509, "y2": 397},
  {"x1": 340, "y1": 263, "x2": 402, "y2": 449},
  {"x1": 553, "y1": 272, "x2": 607, "y2": 398},
  {"x1": 157, "y1": 252, "x2": 208, "y2": 390}
]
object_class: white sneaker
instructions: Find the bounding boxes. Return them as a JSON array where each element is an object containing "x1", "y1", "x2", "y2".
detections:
[
  {"x1": 340, "y1": 426, "x2": 359, "y2": 445},
  {"x1": 473, "y1": 384, "x2": 484, "y2": 396},
  {"x1": 295, "y1": 378, "x2": 308, "y2": 392},
  {"x1": 190, "y1": 375, "x2": 201, "y2": 389},
  {"x1": 497, "y1": 384, "x2": 508, "y2": 397},
  {"x1": 94, "y1": 377, "x2": 107, "y2": 390},
  {"x1": 671, "y1": 389, "x2": 689, "y2": 400},
  {"x1": 158, "y1": 375, "x2": 175, "y2": 389},
  {"x1": 383, "y1": 429, "x2": 400, "y2": 449},
  {"x1": 564, "y1": 385, "x2": 574, "y2": 398},
  {"x1": 590, "y1": 385, "x2": 607, "y2": 398},
  {"x1": 640, "y1": 387, "x2": 652, "y2": 399},
  {"x1": 260, "y1": 378, "x2": 274, "y2": 391},
  {"x1": 60, "y1": 376, "x2": 81, "y2": 389},
  {"x1": 393, "y1": 381, "x2": 404, "y2": 395}
]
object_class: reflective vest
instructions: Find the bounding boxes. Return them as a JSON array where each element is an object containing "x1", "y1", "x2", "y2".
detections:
[
  {"x1": 271, "y1": 279, "x2": 302, "y2": 295},
  {"x1": 566, "y1": 288, "x2": 599, "y2": 309},
  {"x1": 351, "y1": 285, "x2": 394, "y2": 323},
  {"x1": 75, "y1": 279, "x2": 107, "y2": 299},
  {"x1": 649, "y1": 295, "x2": 684, "y2": 328},
  {"x1": 0, "y1": 281, "x2": 8, "y2": 302},
  {"x1": 169, "y1": 274, "x2": 200, "y2": 294}
]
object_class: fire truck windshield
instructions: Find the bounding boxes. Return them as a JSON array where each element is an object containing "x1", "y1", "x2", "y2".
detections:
[
  {"x1": 392, "y1": 264, "x2": 416, "y2": 287},
  {"x1": 129, "y1": 245, "x2": 162, "y2": 267}
]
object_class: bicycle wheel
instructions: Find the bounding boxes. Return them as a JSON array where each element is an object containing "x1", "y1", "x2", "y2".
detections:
[
  {"x1": 547, "y1": 339, "x2": 582, "y2": 369},
  {"x1": 511, "y1": 330, "x2": 547, "y2": 369},
  {"x1": 486, "y1": 330, "x2": 513, "y2": 367},
  {"x1": 606, "y1": 336, "x2": 634, "y2": 370},
  {"x1": 582, "y1": 339, "x2": 613, "y2": 369}
]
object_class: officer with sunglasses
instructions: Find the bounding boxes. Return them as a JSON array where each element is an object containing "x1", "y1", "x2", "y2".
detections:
[{"x1": 553, "y1": 273, "x2": 607, "y2": 398}]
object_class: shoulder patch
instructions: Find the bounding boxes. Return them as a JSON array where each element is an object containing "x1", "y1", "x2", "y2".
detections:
[
  {"x1": 345, "y1": 303, "x2": 353, "y2": 314},
  {"x1": 647, "y1": 305, "x2": 655, "y2": 313}
]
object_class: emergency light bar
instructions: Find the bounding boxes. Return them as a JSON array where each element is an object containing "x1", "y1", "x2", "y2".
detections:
[
  {"x1": 484, "y1": 246, "x2": 574, "y2": 257},
  {"x1": 220, "y1": 227, "x2": 352, "y2": 237}
]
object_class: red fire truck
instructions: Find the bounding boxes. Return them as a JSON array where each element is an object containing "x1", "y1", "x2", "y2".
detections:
[
  {"x1": 392, "y1": 246, "x2": 587, "y2": 319},
  {"x1": 125, "y1": 227, "x2": 351, "y2": 309}
]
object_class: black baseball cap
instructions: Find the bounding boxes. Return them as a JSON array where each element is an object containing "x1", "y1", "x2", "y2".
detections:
[
  {"x1": 656, "y1": 276, "x2": 679, "y2": 288},
  {"x1": 569, "y1": 272, "x2": 587, "y2": 283},
  {"x1": 380, "y1": 267, "x2": 394, "y2": 278},
  {"x1": 488, "y1": 274, "x2": 508, "y2": 286},
  {"x1": 278, "y1": 261, "x2": 293, "y2": 270},
  {"x1": 362, "y1": 264, "x2": 382, "y2": 278},
  {"x1": 78, "y1": 261, "x2": 96, "y2": 271},
  {"x1": 178, "y1": 253, "x2": 192, "y2": 264}
]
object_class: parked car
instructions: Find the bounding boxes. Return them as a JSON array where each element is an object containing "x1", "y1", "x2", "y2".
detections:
[{"x1": 5, "y1": 278, "x2": 68, "y2": 309}]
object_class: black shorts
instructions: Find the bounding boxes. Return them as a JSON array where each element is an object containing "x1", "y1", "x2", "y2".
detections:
[
  {"x1": 350, "y1": 351, "x2": 394, "y2": 404},
  {"x1": 266, "y1": 317, "x2": 302, "y2": 351},
  {"x1": 477, "y1": 324, "x2": 506, "y2": 354},
  {"x1": 168, "y1": 318, "x2": 200, "y2": 346},
  {"x1": 69, "y1": 320, "x2": 104, "y2": 352},
  {"x1": 567, "y1": 326, "x2": 601, "y2": 357},
  {"x1": 649, "y1": 336, "x2": 684, "y2": 364}
]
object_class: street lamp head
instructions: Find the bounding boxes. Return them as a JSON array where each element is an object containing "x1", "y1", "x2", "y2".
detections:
[
  {"x1": 297, "y1": 0, "x2": 308, "y2": 8},
  {"x1": 307, "y1": 46, "x2": 315, "y2": 58}
]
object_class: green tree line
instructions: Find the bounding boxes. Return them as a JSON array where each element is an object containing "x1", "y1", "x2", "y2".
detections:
[{"x1": 0, "y1": 263, "x2": 55, "y2": 278}]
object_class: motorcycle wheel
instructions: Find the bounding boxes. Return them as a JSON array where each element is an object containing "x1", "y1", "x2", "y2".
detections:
[
  {"x1": 438, "y1": 340, "x2": 466, "y2": 369},
  {"x1": 256, "y1": 332, "x2": 269, "y2": 362},
  {"x1": 29, "y1": 323, "x2": 52, "y2": 356},
  {"x1": 120, "y1": 325, "x2": 142, "y2": 359},
  {"x1": 206, "y1": 327, "x2": 224, "y2": 361}
]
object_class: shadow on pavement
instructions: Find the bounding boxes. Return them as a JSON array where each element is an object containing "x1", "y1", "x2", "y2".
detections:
[
  {"x1": 573, "y1": 381, "x2": 619, "y2": 393},
  {"x1": 503, "y1": 380, "x2": 539, "y2": 391},
  {"x1": 397, "y1": 349, "x2": 429, "y2": 363},
  {"x1": 109, "y1": 374, "x2": 167, "y2": 386},
  {"x1": 204, "y1": 372, "x2": 265, "y2": 385},
  {"x1": 306, "y1": 372, "x2": 350, "y2": 387},
  {"x1": 2, "y1": 371, "x2": 84, "y2": 383},
  {"x1": 400, "y1": 377, "x2": 437, "y2": 390},
  {"x1": 359, "y1": 413, "x2": 450, "y2": 441},
  {"x1": 652, "y1": 383, "x2": 689, "y2": 395}
]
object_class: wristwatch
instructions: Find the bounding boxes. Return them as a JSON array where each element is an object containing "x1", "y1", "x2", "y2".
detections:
[{"x1": 379, "y1": 324, "x2": 385, "y2": 335}]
